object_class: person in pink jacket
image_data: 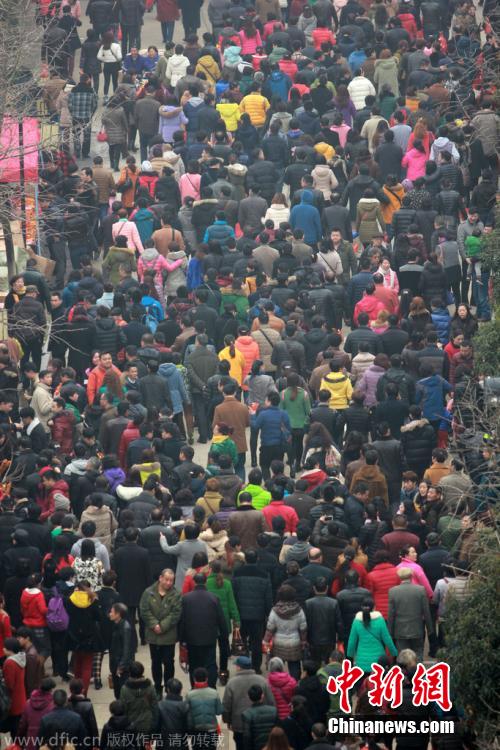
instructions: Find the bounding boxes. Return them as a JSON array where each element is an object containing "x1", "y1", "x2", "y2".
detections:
[
  {"x1": 377, "y1": 257, "x2": 400, "y2": 292},
  {"x1": 137, "y1": 245, "x2": 184, "y2": 304},
  {"x1": 401, "y1": 139, "x2": 427, "y2": 183},
  {"x1": 353, "y1": 283, "x2": 386, "y2": 324},
  {"x1": 111, "y1": 209, "x2": 144, "y2": 254},
  {"x1": 239, "y1": 21, "x2": 263, "y2": 55},
  {"x1": 267, "y1": 657, "x2": 297, "y2": 719},
  {"x1": 397, "y1": 545, "x2": 433, "y2": 599},
  {"x1": 179, "y1": 164, "x2": 201, "y2": 202}
]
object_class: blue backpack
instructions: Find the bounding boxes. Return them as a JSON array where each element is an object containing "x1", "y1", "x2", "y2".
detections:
[{"x1": 142, "y1": 304, "x2": 160, "y2": 333}]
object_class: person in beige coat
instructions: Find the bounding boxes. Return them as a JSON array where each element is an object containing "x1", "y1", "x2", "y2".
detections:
[
  {"x1": 251, "y1": 314, "x2": 281, "y2": 374},
  {"x1": 79, "y1": 494, "x2": 118, "y2": 552},
  {"x1": 311, "y1": 158, "x2": 338, "y2": 199},
  {"x1": 31, "y1": 371, "x2": 55, "y2": 431}
]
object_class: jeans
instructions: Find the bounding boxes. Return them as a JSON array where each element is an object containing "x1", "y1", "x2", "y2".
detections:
[
  {"x1": 20, "y1": 338, "x2": 43, "y2": 370},
  {"x1": 160, "y1": 20, "x2": 175, "y2": 42},
  {"x1": 121, "y1": 24, "x2": 141, "y2": 56},
  {"x1": 191, "y1": 391, "x2": 211, "y2": 442},
  {"x1": 286, "y1": 428, "x2": 304, "y2": 472},
  {"x1": 461, "y1": 259, "x2": 470, "y2": 303},
  {"x1": 235, "y1": 452, "x2": 246, "y2": 482},
  {"x1": 128, "y1": 605, "x2": 145, "y2": 650},
  {"x1": 250, "y1": 426, "x2": 258, "y2": 465},
  {"x1": 50, "y1": 630, "x2": 68, "y2": 677},
  {"x1": 187, "y1": 643, "x2": 218, "y2": 687},
  {"x1": 288, "y1": 659, "x2": 301, "y2": 680},
  {"x1": 47, "y1": 236, "x2": 67, "y2": 288},
  {"x1": 473, "y1": 270, "x2": 491, "y2": 320},
  {"x1": 108, "y1": 143, "x2": 123, "y2": 171},
  {"x1": 103, "y1": 61, "x2": 120, "y2": 95},
  {"x1": 259, "y1": 444, "x2": 285, "y2": 480},
  {"x1": 68, "y1": 243, "x2": 89, "y2": 271},
  {"x1": 149, "y1": 643, "x2": 175, "y2": 692},
  {"x1": 139, "y1": 131, "x2": 153, "y2": 163},
  {"x1": 240, "y1": 620, "x2": 263, "y2": 672},
  {"x1": 218, "y1": 634, "x2": 230, "y2": 673},
  {"x1": 72, "y1": 118, "x2": 92, "y2": 158},
  {"x1": 112, "y1": 669, "x2": 129, "y2": 699}
]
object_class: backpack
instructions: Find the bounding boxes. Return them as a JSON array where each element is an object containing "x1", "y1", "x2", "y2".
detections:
[
  {"x1": 46, "y1": 589, "x2": 69, "y2": 632},
  {"x1": 142, "y1": 304, "x2": 160, "y2": 334}
]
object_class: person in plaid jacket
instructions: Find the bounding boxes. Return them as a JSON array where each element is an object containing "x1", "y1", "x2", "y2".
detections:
[{"x1": 68, "y1": 74, "x2": 98, "y2": 158}]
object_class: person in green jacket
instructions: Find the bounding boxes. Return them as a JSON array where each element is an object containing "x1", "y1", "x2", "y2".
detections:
[
  {"x1": 119, "y1": 660, "x2": 158, "y2": 732},
  {"x1": 209, "y1": 423, "x2": 239, "y2": 468},
  {"x1": 206, "y1": 560, "x2": 241, "y2": 685},
  {"x1": 280, "y1": 373, "x2": 311, "y2": 477},
  {"x1": 219, "y1": 280, "x2": 250, "y2": 324},
  {"x1": 102, "y1": 235, "x2": 137, "y2": 285},
  {"x1": 237, "y1": 467, "x2": 272, "y2": 509},
  {"x1": 186, "y1": 666, "x2": 223, "y2": 745},
  {"x1": 139, "y1": 569, "x2": 182, "y2": 698},
  {"x1": 347, "y1": 597, "x2": 397, "y2": 674}
]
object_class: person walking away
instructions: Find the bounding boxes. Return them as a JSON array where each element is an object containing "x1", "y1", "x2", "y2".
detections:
[{"x1": 185, "y1": 666, "x2": 223, "y2": 750}]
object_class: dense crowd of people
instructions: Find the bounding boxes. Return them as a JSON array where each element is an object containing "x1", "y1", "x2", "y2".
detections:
[{"x1": 0, "y1": 0, "x2": 498, "y2": 747}]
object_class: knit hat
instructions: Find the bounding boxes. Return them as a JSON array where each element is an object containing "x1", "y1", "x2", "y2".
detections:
[{"x1": 141, "y1": 160, "x2": 153, "y2": 171}]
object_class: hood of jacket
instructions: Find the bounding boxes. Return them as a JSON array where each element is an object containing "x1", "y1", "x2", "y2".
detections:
[
  {"x1": 29, "y1": 689, "x2": 55, "y2": 711},
  {"x1": 300, "y1": 189, "x2": 314, "y2": 205},
  {"x1": 401, "y1": 418, "x2": 430, "y2": 433},
  {"x1": 324, "y1": 372, "x2": 348, "y2": 385},
  {"x1": 375, "y1": 57, "x2": 397, "y2": 71},
  {"x1": 159, "y1": 362, "x2": 177, "y2": 377},
  {"x1": 268, "y1": 670, "x2": 296, "y2": 689},
  {"x1": 69, "y1": 590, "x2": 93, "y2": 609},
  {"x1": 7, "y1": 652, "x2": 27, "y2": 668},
  {"x1": 354, "y1": 610, "x2": 383, "y2": 621},
  {"x1": 142, "y1": 247, "x2": 160, "y2": 262},
  {"x1": 273, "y1": 600, "x2": 302, "y2": 619},
  {"x1": 96, "y1": 317, "x2": 115, "y2": 332}
]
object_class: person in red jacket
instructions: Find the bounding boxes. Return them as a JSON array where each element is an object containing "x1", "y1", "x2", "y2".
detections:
[
  {"x1": 331, "y1": 546, "x2": 369, "y2": 596},
  {"x1": 35, "y1": 468, "x2": 70, "y2": 521},
  {"x1": 3, "y1": 637, "x2": 27, "y2": 735},
  {"x1": 20, "y1": 574, "x2": 50, "y2": 664},
  {"x1": 49, "y1": 398, "x2": 77, "y2": 456},
  {"x1": 366, "y1": 549, "x2": 401, "y2": 619},
  {"x1": 0, "y1": 594, "x2": 12, "y2": 657},
  {"x1": 17, "y1": 676, "x2": 56, "y2": 750},
  {"x1": 262, "y1": 486, "x2": 299, "y2": 534},
  {"x1": 353, "y1": 283, "x2": 386, "y2": 325},
  {"x1": 117, "y1": 415, "x2": 143, "y2": 468}
]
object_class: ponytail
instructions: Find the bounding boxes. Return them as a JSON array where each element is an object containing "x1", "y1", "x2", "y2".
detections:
[
  {"x1": 225, "y1": 335, "x2": 236, "y2": 358},
  {"x1": 361, "y1": 596, "x2": 374, "y2": 628},
  {"x1": 211, "y1": 559, "x2": 224, "y2": 589}
]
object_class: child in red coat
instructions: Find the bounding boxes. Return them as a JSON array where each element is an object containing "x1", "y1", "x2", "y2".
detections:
[{"x1": 3, "y1": 637, "x2": 27, "y2": 735}]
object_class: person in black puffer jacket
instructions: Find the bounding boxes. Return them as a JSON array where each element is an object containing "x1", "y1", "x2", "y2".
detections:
[
  {"x1": 400, "y1": 405, "x2": 436, "y2": 477},
  {"x1": 246, "y1": 154, "x2": 280, "y2": 204},
  {"x1": 335, "y1": 569, "x2": 370, "y2": 638},
  {"x1": 128, "y1": 487, "x2": 160, "y2": 530},
  {"x1": 68, "y1": 679, "x2": 99, "y2": 746},
  {"x1": 232, "y1": 550, "x2": 273, "y2": 672},
  {"x1": 419, "y1": 254, "x2": 448, "y2": 308},
  {"x1": 94, "y1": 307, "x2": 126, "y2": 361},
  {"x1": 140, "y1": 509, "x2": 179, "y2": 576},
  {"x1": 391, "y1": 196, "x2": 417, "y2": 238},
  {"x1": 337, "y1": 391, "x2": 371, "y2": 443},
  {"x1": 157, "y1": 678, "x2": 189, "y2": 746}
]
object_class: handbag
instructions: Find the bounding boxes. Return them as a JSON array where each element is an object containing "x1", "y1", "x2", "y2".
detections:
[
  {"x1": 231, "y1": 627, "x2": 248, "y2": 656},
  {"x1": 120, "y1": 168, "x2": 133, "y2": 191},
  {"x1": 96, "y1": 128, "x2": 108, "y2": 142}
]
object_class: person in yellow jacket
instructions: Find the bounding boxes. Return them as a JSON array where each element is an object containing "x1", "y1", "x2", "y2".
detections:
[
  {"x1": 195, "y1": 53, "x2": 221, "y2": 86},
  {"x1": 320, "y1": 361, "x2": 353, "y2": 410},
  {"x1": 239, "y1": 83, "x2": 270, "y2": 127},
  {"x1": 381, "y1": 175, "x2": 405, "y2": 225},
  {"x1": 218, "y1": 335, "x2": 246, "y2": 385},
  {"x1": 216, "y1": 94, "x2": 241, "y2": 133}
]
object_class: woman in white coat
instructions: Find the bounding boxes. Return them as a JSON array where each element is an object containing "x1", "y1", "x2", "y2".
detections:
[{"x1": 264, "y1": 193, "x2": 290, "y2": 228}]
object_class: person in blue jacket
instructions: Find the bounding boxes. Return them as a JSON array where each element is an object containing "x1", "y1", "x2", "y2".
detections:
[
  {"x1": 203, "y1": 211, "x2": 235, "y2": 248},
  {"x1": 251, "y1": 391, "x2": 291, "y2": 480},
  {"x1": 415, "y1": 364, "x2": 452, "y2": 433},
  {"x1": 430, "y1": 298, "x2": 451, "y2": 345},
  {"x1": 263, "y1": 65, "x2": 292, "y2": 101},
  {"x1": 289, "y1": 190, "x2": 322, "y2": 249},
  {"x1": 122, "y1": 47, "x2": 148, "y2": 75},
  {"x1": 186, "y1": 248, "x2": 206, "y2": 291}
]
